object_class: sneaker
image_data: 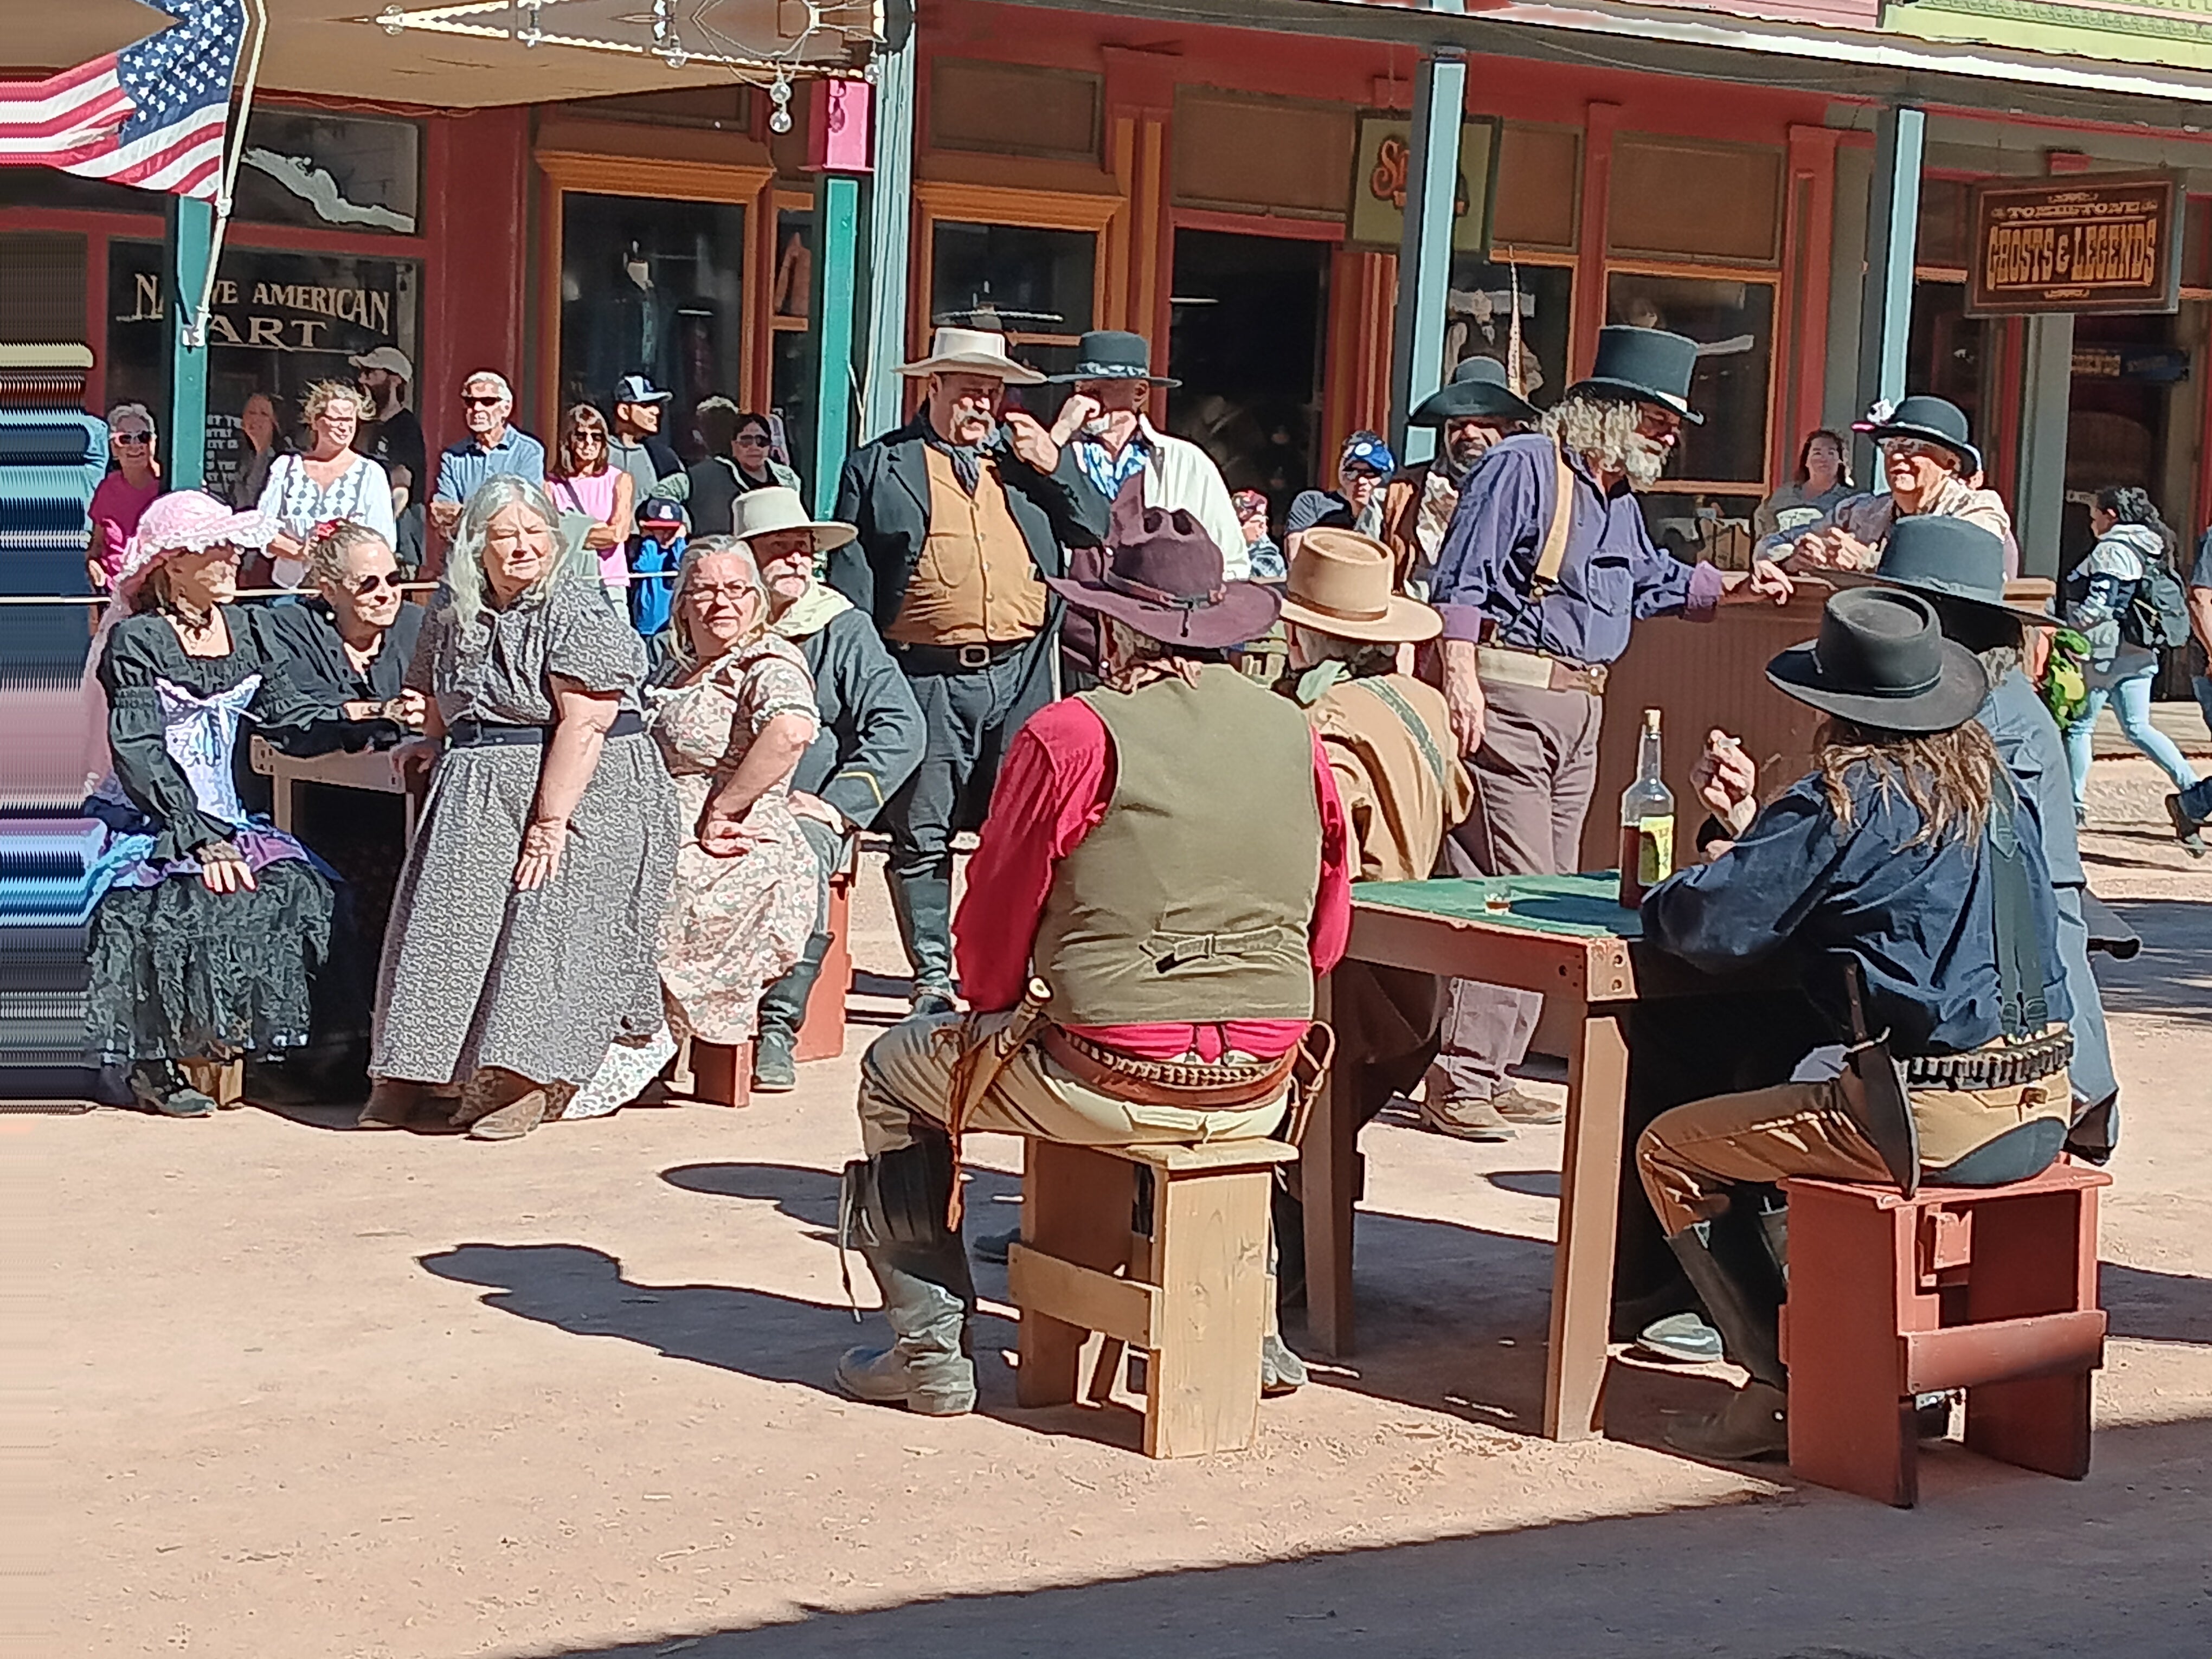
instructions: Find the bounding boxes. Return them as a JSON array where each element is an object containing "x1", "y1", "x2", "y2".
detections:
[
  {"x1": 1417, "y1": 1094, "x2": 1515, "y2": 1141},
  {"x1": 971, "y1": 1226, "x2": 1020, "y2": 1266},
  {"x1": 1261, "y1": 1333, "x2": 1308, "y2": 1397},
  {"x1": 1635, "y1": 1311, "x2": 1724, "y2": 1364},
  {"x1": 752, "y1": 1027, "x2": 798, "y2": 1092},
  {"x1": 2166, "y1": 793, "x2": 2208, "y2": 858},
  {"x1": 1493, "y1": 1084, "x2": 1566, "y2": 1126}
]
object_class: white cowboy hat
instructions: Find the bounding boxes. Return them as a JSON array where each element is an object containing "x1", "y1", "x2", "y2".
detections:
[
  {"x1": 897, "y1": 326, "x2": 1046, "y2": 385},
  {"x1": 729, "y1": 485, "x2": 858, "y2": 555}
]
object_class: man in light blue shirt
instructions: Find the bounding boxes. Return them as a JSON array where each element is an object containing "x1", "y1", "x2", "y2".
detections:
[{"x1": 427, "y1": 369, "x2": 545, "y2": 574}]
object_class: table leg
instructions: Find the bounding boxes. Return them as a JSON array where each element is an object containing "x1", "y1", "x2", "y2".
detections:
[
  {"x1": 1545, "y1": 1001, "x2": 1630, "y2": 1441},
  {"x1": 1301, "y1": 973, "x2": 1357, "y2": 1357}
]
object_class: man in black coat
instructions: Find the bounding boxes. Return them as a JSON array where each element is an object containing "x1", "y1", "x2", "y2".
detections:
[{"x1": 826, "y1": 327, "x2": 1109, "y2": 1012}]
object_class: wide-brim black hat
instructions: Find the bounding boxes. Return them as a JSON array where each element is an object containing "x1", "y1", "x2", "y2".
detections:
[
  {"x1": 1854, "y1": 395, "x2": 1982, "y2": 477},
  {"x1": 1409, "y1": 356, "x2": 1539, "y2": 427},
  {"x1": 1848, "y1": 512, "x2": 2055, "y2": 629},
  {"x1": 1044, "y1": 491, "x2": 1278, "y2": 648},
  {"x1": 1046, "y1": 329, "x2": 1179, "y2": 388},
  {"x1": 1766, "y1": 586, "x2": 1988, "y2": 733},
  {"x1": 1566, "y1": 325, "x2": 1704, "y2": 424}
]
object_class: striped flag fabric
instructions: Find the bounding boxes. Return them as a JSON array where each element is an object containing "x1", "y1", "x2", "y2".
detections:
[{"x1": 0, "y1": 0, "x2": 247, "y2": 201}]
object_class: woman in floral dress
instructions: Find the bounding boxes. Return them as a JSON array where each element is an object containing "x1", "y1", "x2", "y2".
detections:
[{"x1": 646, "y1": 536, "x2": 820, "y2": 1056}]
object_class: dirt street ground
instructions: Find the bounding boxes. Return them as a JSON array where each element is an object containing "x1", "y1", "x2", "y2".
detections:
[{"x1": 40, "y1": 757, "x2": 2212, "y2": 1657}]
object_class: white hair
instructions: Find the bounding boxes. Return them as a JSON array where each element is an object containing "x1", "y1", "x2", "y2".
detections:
[
  {"x1": 461, "y1": 370, "x2": 513, "y2": 401},
  {"x1": 445, "y1": 473, "x2": 561, "y2": 628},
  {"x1": 665, "y1": 536, "x2": 767, "y2": 667}
]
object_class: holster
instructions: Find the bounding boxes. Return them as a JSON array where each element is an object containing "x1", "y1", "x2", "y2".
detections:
[
  {"x1": 1841, "y1": 959, "x2": 1920, "y2": 1199},
  {"x1": 839, "y1": 1129, "x2": 957, "y2": 1255}
]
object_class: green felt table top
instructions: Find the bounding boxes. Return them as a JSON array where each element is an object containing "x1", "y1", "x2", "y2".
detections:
[{"x1": 1352, "y1": 872, "x2": 1645, "y2": 940}]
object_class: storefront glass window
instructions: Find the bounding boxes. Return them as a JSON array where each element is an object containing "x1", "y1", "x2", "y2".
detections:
[
  {"x1": 770, "y1": 205, "x2": 814, "y2": 464},
  {"x1": 107, "y1": 240, "x2": 421, "y2": 497},
  {"x1": 560, "y1": 192, "x2": 745, "y2": 461},
  {"x1": 232, "y1": 110, "x2": 421, "y2": 236},
  {"x1": 930, "y1": 221, "x2": 1094, "y2": 379},
  {"x1": 1444, "y1": 256, "x2": 1571, "y2": 408},
  {"x1": 1605, "y1": 273, "x2": 1774, "y2": 485}
]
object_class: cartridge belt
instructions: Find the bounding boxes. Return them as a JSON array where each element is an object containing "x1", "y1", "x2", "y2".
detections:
[
  {"x1": 1038, "y1": 1025, "x2": 1300, "y2": 1110},
  {"x1": 1905, "y1": 1026, "x2": 2073, "y2": 1091}
]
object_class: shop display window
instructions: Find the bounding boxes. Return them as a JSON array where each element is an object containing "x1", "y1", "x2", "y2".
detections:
[
  {"x1": 770, "y1": 202, "x2": 814, "y2": 465},
  {"x1": 1444, "y1": 256, "x2": 1572, "y2": 408},
  {"x1": 106, "y1": 240, "x2": 420, "y2": 497},
  {"x1": 558, "y1": 192, "x2": 744, "y2": 462},
  {"x1": 929, "y1": 221, "x2": 1095, "y2": 380},
  {"x1": 231, "y1": 110, "x2": 421, "y2": 237},
  {"x1": 1605, "y1": 272, "x2": 1774, "y2": 486}
]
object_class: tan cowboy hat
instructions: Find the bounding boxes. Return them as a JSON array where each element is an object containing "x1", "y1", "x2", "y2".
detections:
[
  {"x1": 1278, "y1": 529, "x2": 1442, "y2": 644},
  {"x1": 897, "y1": 325, "x2": 1046, "y2": 385},
  {"x1": 729, "y1": 485, "x2": 857, "y2": 555}
]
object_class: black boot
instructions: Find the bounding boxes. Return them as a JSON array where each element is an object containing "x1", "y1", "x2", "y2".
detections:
[
  {"x1": 754, "y1": 929, "x2": 830, "y2": 1092},
  {"x1": 1664, "y1": 1216, "x2": 1789, "y2": 1459},
  {"x1": 836, "y1": 1130, "x2": 978, "y2": 1414},
  {"x1": 887, "y1": 869, "x2": 957, "y2": 1012}
]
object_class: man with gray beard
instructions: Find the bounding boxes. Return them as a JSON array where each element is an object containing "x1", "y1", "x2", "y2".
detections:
[{"x1": 1416, "y1": 326, "x2": 1795, "y2": 1140}]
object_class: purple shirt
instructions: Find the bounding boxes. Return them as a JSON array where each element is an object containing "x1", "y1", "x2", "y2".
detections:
[{"x1": 1429, "y1": 432, "x2": 1723, "y2": 665}]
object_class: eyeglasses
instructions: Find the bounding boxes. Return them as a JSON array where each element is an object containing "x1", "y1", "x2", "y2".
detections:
[
  {"x1": 1637, "y1": 408, "x2": 1685, "y2": 439},
  {"x1": 573, "y1": 433, "x2": 605, "y2": 446},
  {"x1": 114, "y1": 430, "x2": 152, "y2": 446},
  {"x1": 351, "y1": 570, "x2": 402, "y2": 596},
  {"x1": 1881, "y1": 437, "x2": 1943, "y2": 460},
  {"x1": 687, "y1": 582, "x2": 756, "y2": 605},
  {"x1": 463, "y1": 394, "x2": 505, "y2": 408}
]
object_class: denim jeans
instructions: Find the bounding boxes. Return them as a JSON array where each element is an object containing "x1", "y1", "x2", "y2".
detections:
[
  {"x1": 2064, "y1": 655, "x2": 2203, "y2": 808},
  {"x1": 2194, "y1": 671, "x2": 2212, "y2": 742}
]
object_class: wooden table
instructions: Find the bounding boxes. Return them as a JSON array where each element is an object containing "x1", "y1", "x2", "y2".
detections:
[
  {"x1": 1304, "y1": 872, "x2": 1714, "y2": 1443},
  {"x1": 249, "y1": 736, "x2": 419, "y2": 843}
]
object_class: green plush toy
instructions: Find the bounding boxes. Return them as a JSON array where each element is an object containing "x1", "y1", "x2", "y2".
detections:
[{"x1": 2041, "y1": 627, "x2": 2092, "y2": 728}]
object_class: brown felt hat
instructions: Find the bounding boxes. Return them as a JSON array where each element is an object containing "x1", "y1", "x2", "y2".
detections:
[
  {"x1": 1278, "y1": 528, "x2": 1442, "y2": 645},
  {"x1": 1044, "y1": 488, "x2": 1280, "y2": 648}
]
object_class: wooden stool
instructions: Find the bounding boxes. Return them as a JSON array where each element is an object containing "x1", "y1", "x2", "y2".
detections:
[
  {"x1": 1006, "y1": 1137, "x2": 1297, "y2": 1459},
  {"x1": 687, "y1": 1040, "x2": 753, "y2": 1109},
  {"x1": 795, "y1": 852, "x2": 855, "y2": 1064},
  {"x1": 1780, "y1": 1162, "x2": 2111, "y2": 1507}
]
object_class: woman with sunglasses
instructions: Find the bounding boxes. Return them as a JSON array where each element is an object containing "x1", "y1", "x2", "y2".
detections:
[
  {"x1": 684, "y1": 401, "x2": 802, "y2": 536},
  {"x1": 88, "y1": 402, "x2": 165, "y2": 591},
  {"x1": 548, "y1": 403, "x2": 635, "y2": 607},
  {"x1": 264, "y1": 519, "x2": 427, "y2": 728},
  {"x1": 255, "y1": 380, "x2": 397, "y2": 591}
]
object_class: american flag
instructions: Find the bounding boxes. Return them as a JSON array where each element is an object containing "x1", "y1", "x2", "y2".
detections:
[{"x1": 0, "y1": 0, "x2": 247, "y2": 201}]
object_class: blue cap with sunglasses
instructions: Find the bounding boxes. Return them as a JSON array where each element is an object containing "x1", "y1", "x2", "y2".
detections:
[{"x1": 1339, "y1": 430, "x2": 1396, "y2": 476}]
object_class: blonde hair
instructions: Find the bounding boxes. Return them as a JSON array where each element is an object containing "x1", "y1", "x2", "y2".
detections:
[
  {"x1": 446, "y1": 474, "x2": 562, "y2": 628},
  {"x1": 666, "y1": 535, "x2": 767, "y2": 666},
  {"x1": 301, "y1": 380, "x2": 365, "y2": 427}
]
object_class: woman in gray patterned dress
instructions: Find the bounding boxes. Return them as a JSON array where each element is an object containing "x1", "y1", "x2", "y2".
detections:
[{"x1": 364, "y1": 475, "x2": 678, "y2": 1140}]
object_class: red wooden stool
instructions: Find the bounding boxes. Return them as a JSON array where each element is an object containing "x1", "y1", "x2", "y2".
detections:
[
  {"x1": 1779, "y1": 1162, "x2": 2110, "y2": 1507},
  {"x1": 795, "y1": 852, "x2": 855, "y2": 1064}
]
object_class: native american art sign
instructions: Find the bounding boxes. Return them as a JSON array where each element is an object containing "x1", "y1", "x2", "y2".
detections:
[{"x1": 1967, "y1": 173, "x2": 2182, "y2": 317}]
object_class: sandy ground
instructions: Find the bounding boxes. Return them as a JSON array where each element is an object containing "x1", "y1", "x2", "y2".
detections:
[{"x1": 36, "y1": 756, "x2": 2212, "y2": 1658}]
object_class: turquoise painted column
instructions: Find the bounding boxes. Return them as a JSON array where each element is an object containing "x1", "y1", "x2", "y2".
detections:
[
  {"x1": 1388, "y1": 49, "x2": 1466, "y2": 466},
  {"x1": 861, "y1": 38, "x2": 916, "y2": 443},
  {"x1": 168, "y1": 195, "x2": 215, "y2": 490},
  {"x1": 807, "y1": 171, "x2": 863, "y2": 519},
  {"x1": 1852, "y1": 104, "x2": 1924, "y2": 481}
]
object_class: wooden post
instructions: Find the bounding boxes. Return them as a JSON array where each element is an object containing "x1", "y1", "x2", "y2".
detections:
[{"x1": 860, "y1": 42, "x2": 915, "y2": 444}]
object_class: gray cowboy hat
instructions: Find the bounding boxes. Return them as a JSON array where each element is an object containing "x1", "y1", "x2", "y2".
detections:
[
  {"x1": 1045, "y1": 330, "x2": 1179, "y2": 388},
  {"x1": 1853, "y1": 395, "x2": 1982, "y2": 478},
  {"x1": 1852, "y1": 513, "x2": 2055, "y2": 630},
  {"x1": 1409, "y1": 356, "x2": 1539, "y2": 427},
  {"x1": 1766, "y1": 587, "x2": 1988, "y2": 734}
]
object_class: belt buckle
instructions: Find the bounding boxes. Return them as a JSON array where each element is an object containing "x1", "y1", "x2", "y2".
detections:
[
  {"x1": 1586, "y1": 663, "x2": 1609, "y2": 695},
  {"x1": 956, "y1": 643, "x2": 993, "y2": 669}
]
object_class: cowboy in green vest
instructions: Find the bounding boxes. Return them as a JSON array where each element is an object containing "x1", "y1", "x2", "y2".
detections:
[{"x1": 834, "y1": 492, "x2": 1355, "y2": 1415}]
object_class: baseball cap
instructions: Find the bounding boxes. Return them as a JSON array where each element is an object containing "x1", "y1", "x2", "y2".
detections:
[
  {"x1": 1339, "y1": 430, "x2": 1396, "y2": 475},
  {"x1": 615, "y1": 374, "x2": 673, "y2": 406},
  {"x1": 638, "y1": 496, "x2": 685, "y2": 526},
  {"x1": 348, "y1": 345, "x2": 413, "y2": 380}
]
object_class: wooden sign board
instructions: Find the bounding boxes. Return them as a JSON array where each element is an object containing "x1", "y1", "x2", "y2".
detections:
[
  {"x1": 1967, "y1": 173, "x2": 2182, "y2": 318},
  {"x1": 1346, "y1": 112, "x2": 1499, "y2": 254}
]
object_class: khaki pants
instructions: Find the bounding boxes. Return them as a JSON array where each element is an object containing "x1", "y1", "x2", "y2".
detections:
[
  {"x1": 858, "y1": 1009, "x2": 1290, "y2": 1158},
  {"x1": 1637, "y1": 1068, "x2": 2070, "y2": 1237}
]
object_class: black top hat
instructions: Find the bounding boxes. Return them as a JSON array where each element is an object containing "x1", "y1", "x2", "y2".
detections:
[
  {"x1": 1766, "y1": 587, "x2": 1988, "y2": 734},
  {"x1": 1044, "y1": 488, "x2": 1279, "y2": 648},
  {"x1": 1855, "y1": 395, "x2": 1981, "y2": 477},
  {"x1": 1047, "y1": 330, "x2": 1179, "y2": 388},
  {"x1": 1863, "y1": 513, "x2": 2054, "y2": 630},
  {"x1": 1566, "y1": 326, "x2": 1704, "y2": 424},
  {"x1": 1409, "y1": 356, "x2": 1540, "y2": 428}
]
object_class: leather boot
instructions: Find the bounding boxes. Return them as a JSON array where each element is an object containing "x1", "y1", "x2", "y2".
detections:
[
  {"x1": 836, "y1": 1231, "x2": 979, "y2": 1415},
  {"x1": 886, "y1": 870, "x2": 957, "y2": 1009},
  {"x1": 1664, "y1": 1218, "x2": 1789, "y2": 1460},
  {"x1": 754, "y1": 929, "x2": 829, "y2": 1092}
]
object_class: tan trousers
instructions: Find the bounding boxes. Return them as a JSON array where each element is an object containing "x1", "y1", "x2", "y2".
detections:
[
  {"x1": 858, "y1": 1009, "x2": 1290, "y2": 1158},
  {"x1": 1637, "y1": 1066, "x2": 2067, "y2": 1237}
]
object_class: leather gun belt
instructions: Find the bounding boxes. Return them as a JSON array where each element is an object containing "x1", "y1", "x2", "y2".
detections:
[{"x1": 1038, "y1": 1026, "x2": 1298, "y2": 1110}]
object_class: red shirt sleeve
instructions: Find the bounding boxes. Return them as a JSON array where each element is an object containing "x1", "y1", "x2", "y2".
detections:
[
  {"x1": 1308, "y1": 726, "x2": 1353, "y2": 975},
  {"x1": 951, "y1": 699, "x2": 1114, "y2": 1013}
]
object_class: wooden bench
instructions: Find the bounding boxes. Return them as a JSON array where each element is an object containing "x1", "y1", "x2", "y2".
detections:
[
  {"x1": 1780, "y1": 1162, "x2": 2111, "y2": 1508},
  {"x1": 1007, "y1": 1136, "x2": 1298, "y2": 1459}
]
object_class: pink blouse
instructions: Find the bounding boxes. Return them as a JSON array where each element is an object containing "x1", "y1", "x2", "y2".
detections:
[{"x1": 551, "y1": 470, "x2": 626, "y2": 590}]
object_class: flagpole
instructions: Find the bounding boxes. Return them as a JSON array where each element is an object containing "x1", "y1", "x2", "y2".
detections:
[{"x1": 181, "y1": 0, "x2": 267, "y2": 349}]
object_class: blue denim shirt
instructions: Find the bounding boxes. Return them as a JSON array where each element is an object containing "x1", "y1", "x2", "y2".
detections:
[
  {"x1": 432, "y1": 427, "x2": 547, "y2": 504},
  {"x1": 1428, "y1": 433, "x2": 1724, "y2": 665},
  {"x1": 1642, "y1": 762, "x2": 2070, "y2": 1059}
]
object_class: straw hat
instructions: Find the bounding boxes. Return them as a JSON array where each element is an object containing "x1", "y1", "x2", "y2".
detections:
[
  {"x1": 1278, "y1": 528, "x2": 1442, "y2": 644},
  {"x1": 897, "y1": 326, "x2": 1045, "y2": 385}
]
